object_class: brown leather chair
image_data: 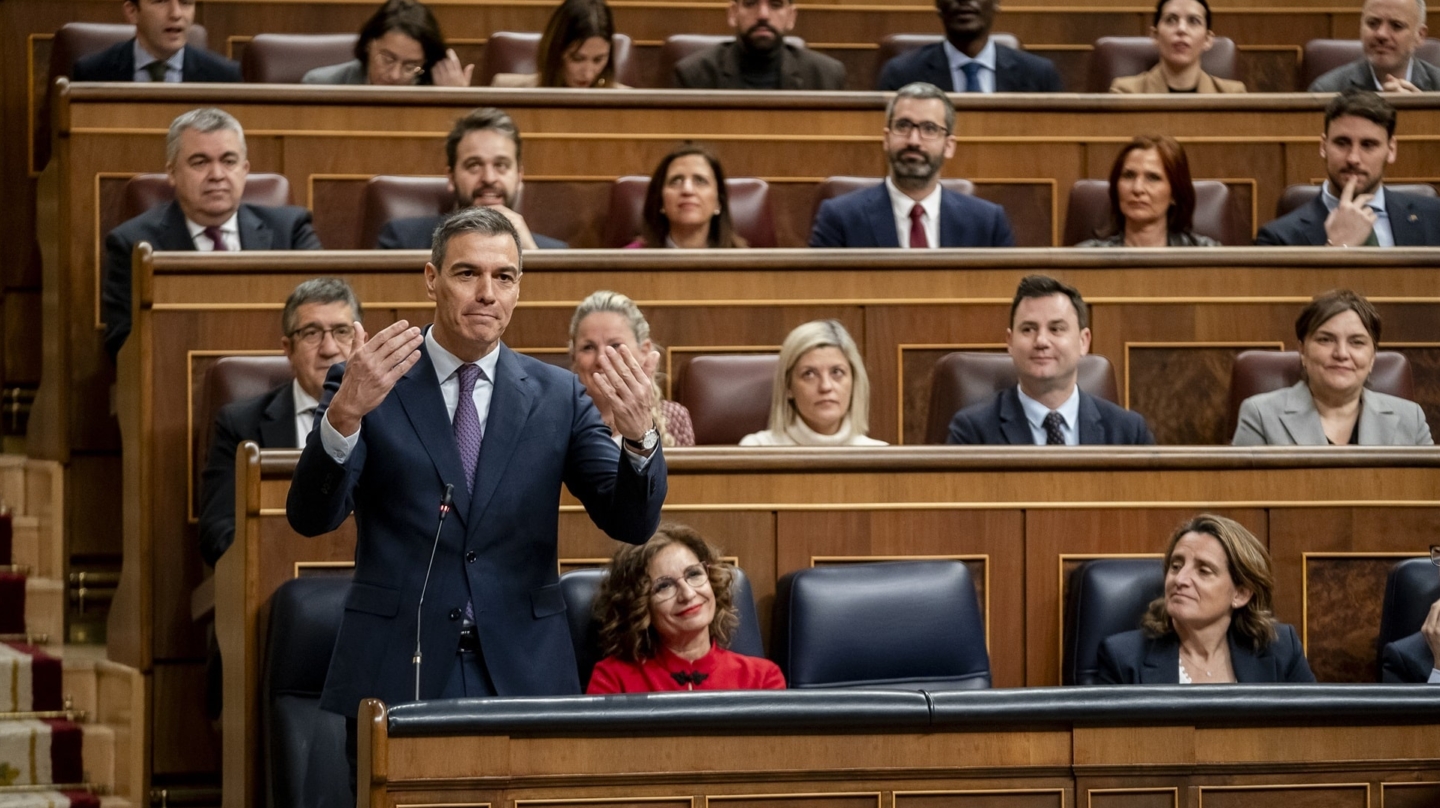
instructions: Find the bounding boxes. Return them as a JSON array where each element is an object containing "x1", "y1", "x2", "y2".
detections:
[
  {"x1": 924, "y1": 352, "x2": 1120, "y2": 444},
  {"x1": 242, "y1": 33, "x2": 358, "y2": 83},
  {"x1": 120, "y1": 173, "x2": 293, "y2": 221},
  {"x1": 810, "y1": 177, "x2": 975, "y2": 233},
  {"x1": 358, "y1": 176, "x2": 452, "y2": 249},
  {"x1": 1085, "y1": 36, "x2": 1238, "y2": 93},
  {"x1": 481, "y1": 31, "x2": 639, "y2": 87},
  {"x1": 1301, "y1": 38, "x2": 1440, "y2": 89},
  {"x1": 602, "y1": 176, "x2": 776, "y2": 248},
  {"x1": 193, "y1": 356, "x2": 294, "y2": 498},
  {"x1": 1063, "y1": 178, "x2": 1237, "y2": 245},
  {"x1": 1274, "y1": 183, "x2": 1438, "y2": 219},
  {"x1": 1226, "y1": 350, "x2": 1414, "y2": 439},
  {"x1": 659, "y1": 34, "x2": 806, "y2": 87},
  {"x1": 677, "y1": 354, "x2": 778, "y2": 445},
  {"x1": 873, "y1": 33, "x2": 1020, "y2": 88}
]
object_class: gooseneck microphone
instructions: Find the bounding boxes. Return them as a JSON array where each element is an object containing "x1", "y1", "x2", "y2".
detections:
[{"x1": 413, "y1": 484, "x2": 455, "y2": 702}]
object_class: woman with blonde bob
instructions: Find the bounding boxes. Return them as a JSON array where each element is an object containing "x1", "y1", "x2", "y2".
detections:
[
  {"x1": 587, "y1": 524, "x2": 785, "y2": 693},
  {"x1": 741, "y1": 320, "x2": 885, "y2": 446},
  {"x1": 1096, "y1": 514, "x2": 1315, "y2": 684}
]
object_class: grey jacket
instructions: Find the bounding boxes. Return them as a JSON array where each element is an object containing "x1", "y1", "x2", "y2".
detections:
[
  {"x1": 302, "y1": 59, "x2": 367, "y2": 85},
  {"x1": 1308, "y1": 57, "x2": 1440, "y2": 92},
  {"x1": 674, "y1": 41, "x2": 845, "y2": 90},
  {"x1": 1233, "y1": 380, "x2": 1433, "y2": 446}
]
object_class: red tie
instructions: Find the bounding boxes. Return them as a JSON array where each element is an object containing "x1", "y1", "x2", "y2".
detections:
[{"x1": 908, "y1": 204, "x2": 928, "y2": 249}]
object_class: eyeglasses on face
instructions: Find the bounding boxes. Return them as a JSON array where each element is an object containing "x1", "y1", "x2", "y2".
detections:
[
  {"x1": 650, "y1": 564, "x2": 711, "y2": 601},
  {"x1": 888, "y1": 118, "x2": 950, "y2": 141},
  {"x1": 289, "y1": 324, "x2": 356, "y2": 347},
  {"x1": 371, "y1": 46, "x2": 426, "y2": 77}
]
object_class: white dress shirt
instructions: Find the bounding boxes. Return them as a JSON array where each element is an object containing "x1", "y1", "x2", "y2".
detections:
[
  {"x1": 885, "y1": 177, "x2": 941, "y2": 249},
  {"x1": 184, "y1": 212, "x2": 242, "y2": 251},
  {"x1": 1368, "y1": 58, "x2": 1416, "y2": 90},
  {"x1": 292, "y1": 380, "x2": 320, "y2": 447},
  {"x1": 133, "y1": 41, "x2": 185, "y2": 82},
  {"x1": 1320, "y1": 182, "x2": 1394, "y2": 247},
  {"x1": 943, "y1": 37, "x2": 997, "y2": 93},
  {"x1": 1017, "y1": 385, "x2": 1080, "y2": 445}
]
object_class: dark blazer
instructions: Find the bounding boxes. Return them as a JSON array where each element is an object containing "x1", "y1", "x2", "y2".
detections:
[
  {"x1": 947, "y1": 386, "x2": 1155, "y2": 445},
  {"x1": 809, "y1": 184, "x2": 1014, "y2": 248},
  {"x1": 877, "y1": 41, "x2": 1063, "y2": 92},
  {"x1": 1307, "y1": 57, "x2": 1440, "y2": 92},
  {"x1": 72, "y1": 39, "x2": 242, "y2": 82},
  {"x1": 1255, "y1": 189, "x2": 1440, "y2": 247},
  {"x1": 377, "y1": 214, "x2": 567, "y2": 250},
  {"x1": 198, "y1": 382, "x2": 298, "y2": 567},
  {"x1": 1096, "y1": 624, "x2": 1316, "y2": 684},
  {"x1": 1381, "y1": 631, "x2": 1436, "y2": 683},
  {"x1": 101, "y1": 201, "x2": 322, "y2": 358},
  {"x1": 286, "y1": 341, "x2": 667, "y2": 714},
  {"x1": 673, "y1": 41, "x2": 846, "y2": 90}
]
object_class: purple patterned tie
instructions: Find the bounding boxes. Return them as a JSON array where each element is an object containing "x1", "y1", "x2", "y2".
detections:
[
  {"x1": 454, "y1": 363, "x2": 485, "y2": 492},
  {"x1": 202, "y1": 226, "x2": 229, "y2": 251}
]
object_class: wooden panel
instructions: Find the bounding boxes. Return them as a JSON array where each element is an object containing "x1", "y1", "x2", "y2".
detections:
[
  {"x1": 1126, "y1": 345, "x2": 1270, "y2": 446},
  {"x1": 1381, "y1": 782, "x2": 1440, "y2": 808},
  {"x1": 895, "y1": 790, "x2": 1066, "y2": 808},
  {"x1": 1083, "y1": 789, "x2": 1178, "y2": 808},
  {"x1": 151, "y1": 660, "x2": 218, "y2": 775},
  {"x1": 708, "y1": 795, "x2": 879, "y2": 808},
  {"x1": 1303, "y1": 555, "x2": 1417, "y2": 684},
  {"x1": 1196, "y1": 784, "x2": 1368, "y2": 808}
]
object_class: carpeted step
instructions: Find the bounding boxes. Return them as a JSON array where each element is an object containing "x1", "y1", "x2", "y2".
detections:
[
  {"x1": 0, "y1": 790, "x2": 101, "y2": 807},
  {"x1": 0, "y1": 718, "x2": 84, "y2": 787},
  {"x1": 0, "y1": 644, "x2": 63, "y2": 713}
]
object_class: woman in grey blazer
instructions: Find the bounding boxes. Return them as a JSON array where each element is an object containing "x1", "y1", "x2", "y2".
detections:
[{"x1": 1233, "y1": 289, "x2": 1433, "y2": 446}]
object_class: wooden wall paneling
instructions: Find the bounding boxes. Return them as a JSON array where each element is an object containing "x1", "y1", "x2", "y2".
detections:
[
  {"x1": 151, "y1": 660, "x2": 218, "y2": 775},
  {"x1": 1078, "y1": 785, "x2": 1179, "y2": 808},
  {"x1": 773, "y1": 509, "x2": 1025, "y2": 687},
  {"x1": 1194, "y1": 783, "x2": 1369, "y2": 808},
  {"x1": 893, "y1": 790, "x2": 1067, "y2": 808},
  {"x1": 1380, "y1": 781, "x2": 1440, "y2": 808},
  {"x1": 1023, "y1": 508, "x2": 1268, "y2": 687}
]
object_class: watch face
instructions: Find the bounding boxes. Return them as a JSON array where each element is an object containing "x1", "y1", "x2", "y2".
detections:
[{"x1": 642, "y1": 428, "x2": 659, "y2": 450}]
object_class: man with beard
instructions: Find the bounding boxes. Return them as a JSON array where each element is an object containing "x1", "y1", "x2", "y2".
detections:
[
  {"x1": 809, "y1": 82, "x2": 1014, "y2": 248},
  {"x1": 377, "y1": 107, "x2": 567, "y2": 249},
  {"x1": 877, "y1": 0, "x2": 1062, "y2": 92},
  {"x1": 1256, "y1": 91, "x2": 1440, "y2": 246},
  {"x1": 1308, "y1": 0, "x2": 1440, "y2": 92},
  {"x1": 672, "y1": 0, "x2": 845, "y2": 89}
]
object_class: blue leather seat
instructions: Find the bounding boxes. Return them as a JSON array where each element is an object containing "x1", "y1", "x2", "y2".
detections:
[
  {"x1": 1063, "y1": 558, "x2": 1164, "y2": 685},
  {"x1": 559, "y1": 564, "x2": 766, "y2": 690},
  {"x1": 1377, "y1": 556, "x2": 1440, "y2": 676},
  {"x1": 772, "y1": 560, "x2": 990, "y2": 690}
]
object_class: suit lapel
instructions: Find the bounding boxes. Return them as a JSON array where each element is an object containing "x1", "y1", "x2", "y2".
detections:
[
  {"x1": 237, "y1": 205, "x2": 274, "y2": 250},
  {"x1": 997, "y1": 388, "x2": 1034, "y2": 445},
  {"x1": 1292, "y1": 196, "x2": 1329, "y2": 246},
  {"x1": 259, "y1": 383, "x2": 299, "y2": 448},
  {"x1": 1278, "y1": 382, "x2": 1328, "y2": 445},
  {"x1": 1141, "y1": 635, "x2": 1181, "y2": 684},
  {"x1": 1357, "y1": 390, "x2": 1400, "y2": 444},
  {"x1": 937, "y1": 190, "x2": 964, "y2": 247},
  {"x1": 1228, "y1": 631, "x2": 1267, "y2": 683},
  {"x1": 158, "y1": 202, "x2": 200, "y2": 250},
  {"x1": 717, "y1": 42, "x2": 741, "y2": 85},
  {"x1": 923, "y1": 44, "x2": 956, "y2": 91},
  {"x1": 864, "y1": 185, "x2": 902, "y2": 247},
  {"x1": 467, "y1": 345, "x2": 534, "y2": 527},
  {"x1": 394, "y1": 343, "x2": 471, "y2": 524},
  {"x1": 1386, "y1": 191, "x2": 1422, "y2": 246},
  {"x1": 1075, "y1": 391, "x2": 1107, "y2": 445},
  {"x1": 993, "y1": 46, "x2": 1016, "y2": 91}
]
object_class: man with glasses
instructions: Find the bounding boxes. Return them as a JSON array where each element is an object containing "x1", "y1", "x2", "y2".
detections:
[
  {"x1": 102, "y1": 108, "x2": 322, "y2": 358},
  {"x1": 1380, "y1": 545, "x2": 1440, "y2": 683},
  {"x1": 810, "y1": 82, "x2": 1014, "y2": 247}
]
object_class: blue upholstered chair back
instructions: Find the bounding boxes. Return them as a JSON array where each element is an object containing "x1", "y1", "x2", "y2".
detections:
[{"x1": 1062, "y1": 558, "x2": 1165, "y2": 685}]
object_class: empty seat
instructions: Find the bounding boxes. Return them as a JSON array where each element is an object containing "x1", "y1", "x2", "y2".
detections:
[
  {"x1": 481, "y1": 31, "x2": 639, "y2": 87},
  {"x1": 659, "y1": 34, "x2": 806, "y2": 87},
  {"x1": 559, "y1": 564, "x2": 766, "y2": 690},
  {"x1": 602, "y1": 176, "x2": 777, "y2": 248},
  {"x1": 263, "y1": 575, "x2": 351, "y2": 808},
  {"x1": 1227, "y1": 350, "x2": 1414, "y2": 439},
  {"x1": 1086, "y1": 36, "x2": 1238, "y2": 93},
  {"x1": 873, "y1": 33, "x2": 1020, "y2": 88},
  {"x1": 677, "y1": 354, "x2": 777, "y2": 445},
  {"x1": 773, "y1": 560, "x2": 991, "y2": 690},
  {"x1": 924, "y1": 352, "x2": 1119, "y2": 444},
  {"x1": 1063, "y1": 178, "x2": 1238, "y2": 245},
  {"x1": 1377, "y1": 556, "x2": 1440, "y2": 678},
  {"x1": 120, "y1": 173, "x2": 293, "y2": 221},
  {"x1": 1062, "y1": 558, "x2": 1164, "y2": 685},
  {"x1": 1274, "y1": 182, "x2": 1437, "y2": 219},
  {"x1": 358, "y1": 176, "x2": 452, "y2": 248},
  {"x1": 1301, "y1": 38, "x2": 1440, "y2": 89},
  {"x1": 242, "y1": 33, "x2": 359, "y2": 83}
]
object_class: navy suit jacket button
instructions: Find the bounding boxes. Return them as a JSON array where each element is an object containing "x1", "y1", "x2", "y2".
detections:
[
  {"x1": 465, "y1": 550, "x2": 477, "y2": 563},
  {"x1": 448, "y1": 608, "x2": 461, "y2": 621}
]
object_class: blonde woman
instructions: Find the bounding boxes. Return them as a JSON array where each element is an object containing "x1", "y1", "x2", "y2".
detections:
[{"x1": 741, "y1": 320, "x2": 885, "y2": 446}]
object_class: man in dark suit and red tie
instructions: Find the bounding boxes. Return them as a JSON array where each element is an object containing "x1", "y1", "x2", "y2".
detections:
[{"x1": 286, "y1": 206, "x2": 667, "y2": 795}]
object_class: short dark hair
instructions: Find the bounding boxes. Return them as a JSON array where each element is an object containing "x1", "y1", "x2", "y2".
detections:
[
  {"x1": 1102, "y1": 134, "x2": 1198, "y2": 240},
  {"x1": 444, "y1": 107, "x2": 522, "y2": 171},
  {"x1": 1010, "y1": 275, "x2": 1089, "y2": 331},
  {"x1": 886, "y1": 81, "x2": 956, "y2": 134},
  {"x1": 1324, "y1": 89, "x2": 1397, "y2": 138},
  {"x1": 537, "y1": 0, "x2": 617, "y2": 87},
  {"x1": 1152, "y1": 0, "x2": 1211, "y2": 29},
  {"x1": 282, "y1": 278, "x2": 363, "y2": 335},
  {"x1": 1295, "y1": 288, "x2": 1382, "y2": 346},
  {"x1": 354, "y1": 0, "x2": 449, "y2": 85},
  {"x1": 638, "y1": 143, "x2": 747, "y2": 249},
  {"x1": 429, "y1": 206, "x2": 523, "y2": 270}
]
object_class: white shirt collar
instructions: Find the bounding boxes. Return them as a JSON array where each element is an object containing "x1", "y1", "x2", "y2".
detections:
[
  {"x1": 426, "y1": 326, "x2": 501, "y2": 385},
  {"x1": 184, "y1": 212, "x2": 240, "y2": 247},
  {"x1": 884, "y1": 176, "x2": 942, "y2": 247},
  {"x1": 134, "y1": 40, "x2": 185, "y2": 75},
  {"x1": 1369, "y1": 57, "x2": 1415, "y2": 89},
  {"x1": 1321, "y1": 181, "x2": 1387, "y2": 212},
  {"x1": 1016, "y1": 384, "x2": 1081, "y2": 445},
  {"x1": 292, "y1": 379, "x2": 319, "y2": 414},
  {"x1": 943, "y1": 37, "x2": 997, "y2": 72}
]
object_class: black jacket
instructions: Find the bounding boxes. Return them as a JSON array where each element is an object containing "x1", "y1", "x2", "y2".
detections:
[
  {"x1": 1097, "y1": 624, "x2": 1316, "y2": 684},
  {"x1": 72, "y1": 39, "x2": 242, "y2": 82},
  {"x1": 198, "y1": 382, "x2": 298, "y2": 566},
  {"x1": 1255, "y1": 188, "x2": 1440, "y2": 247},
  {"x1": 877, "y1": 41, "x2": 1063, "y2": 92},
  {"x1": 674, "y1": 41, "x2": 846, "y2": 90},
  {"x1": 947, "y1": 386, "x2": 1155, "y2": 445},
  {"x1": 377, "y1": 214, "x2": 567, "y2": 250}
]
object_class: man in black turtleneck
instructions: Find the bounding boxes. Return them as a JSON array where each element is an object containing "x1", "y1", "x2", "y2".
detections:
[{"x1": 673, "y1": 0, "x2": 846, "y2": 90}]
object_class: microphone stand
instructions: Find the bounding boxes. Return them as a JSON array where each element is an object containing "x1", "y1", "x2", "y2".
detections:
[{"x1": 414, "y1": 484, "x2": 454, "y2": 702}]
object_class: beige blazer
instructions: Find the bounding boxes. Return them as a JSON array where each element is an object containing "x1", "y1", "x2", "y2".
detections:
[
  {"x1": 1110, "y1": 63, "x2": 1246, "y2": 93},
  {"x1": 490, "y1": 72, "x2": 629, "y2": 89},
  {"x1": 1232, "y1": 381, "x2": 1433, "y2": 446}
]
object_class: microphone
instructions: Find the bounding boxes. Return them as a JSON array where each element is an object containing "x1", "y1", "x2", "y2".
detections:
[{"x1": 413, "y1": 484, "x2": 454, "y2": 702}]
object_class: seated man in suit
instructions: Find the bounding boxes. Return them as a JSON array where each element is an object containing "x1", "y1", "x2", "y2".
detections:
[
  {"x1": 101, "y1": 108, "x2": 322, "y2": 358},
  {"x1": 1308, "y1": 0, "x2": 1439, "y2": 92},
  {"x1": 947, "y1": 275, "x2": 1155, "y2": 445},
  {"x1": 1381, "y1": 551, "x2": 1440, "y2": 683},
  {"x1": 673, "y1": 0, "x2": 846, "y2": 90},
  {"x1": 1256, "y1": 90, "x2": 1440, "y2": 247},
  {"x1": 877, "y1": 0, "x2": 1062, "y2": 92},
  {"x1": 809, "y1": 82, "x2": 1014, "y2": 248},
  {"x1": 377, "y1": 107, "x2": 567, "y2": 250},
  {"x1": 72, "y1": 0, "x2": 242, "y2": 82}
]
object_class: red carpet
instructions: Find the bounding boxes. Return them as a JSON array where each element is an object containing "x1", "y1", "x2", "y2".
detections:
[{"x1": 0, "y1": 643, "x2": 62, "y2": 712}]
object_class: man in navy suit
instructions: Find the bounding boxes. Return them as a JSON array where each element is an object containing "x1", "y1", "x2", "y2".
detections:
[
  {"x1": 809, "y1": 82, "x2": 1014, "y2": 248},
  {"x1": 877, "y1": 0, "x2": 1062, "y2": 92},
  {"x1": 1256, "y1": 90, "x2": 1440, "y2": 247},
  {"x1": 288, "y1": 207, "x2": 666, "y2": 790},
  {"x1": 72, "y1": 0, "x2": 241, "y2": 83},
  {"x1": 948, "y1": 275, "x2": 1154, "y2": 445},
  {"x1": 101, "y1": 108, "x2": 321, "y2": 358},
  {"x1": 377, "y1": 108, "x2": 567, "y2": 250}
]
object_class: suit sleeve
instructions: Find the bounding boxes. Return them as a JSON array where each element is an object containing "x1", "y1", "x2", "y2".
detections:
[
  {"x1": 1253, "y1": 222, "x2": 1288, "y2": 246},
  {"x1": 1131, "y1": 412, "x2": 1156, "y2": 445},
  {"x1": 101, "y1": 229, "x2": 135, "y2": 360},
  {"x1": 1380, "y1": 640, "x2": 1412, "y2": 683},
  {"x1": 946, "y1": 410, "x2": 981, "y2": 445},
  {"x1": 1407, "y1": 403, "x2": 1433, "y2": 445},
  {"x1": 876, "y1": 58, "x2": 904, "y2": 91},
  {"x1": 286, "y1": 366, "x2": 363, "y2": 536},
  {"x1": 198, "y1": 406, "x2": 245, "y2": 567},
  {"x1": 561, "y1": 375, "x2": 667, "y2": 545},
  {"x1": 1038, "y1": 60, "x2": 1065, "y2": 92},
  {"x1": 1232, "y1": 398, "x2": 1268, "y2": 446},
  {"x1": 290, "y1": 210, "x2": 323, "y2": 250},
  {"x1": 1277, "y1": 624, "x2": 1317, "y2": 683},
  {"x1": 376, "y1": 221, "x2": 405, "y2": 250},
  {"x1": 1094, "y1": 637, "x2": 1127, "y2": 684},
  {"x1": 809, "y1": 199, "x2": 846, "y2": 247},
  {"x1": 991, "y1": 207, "x2": 1016, "y2": 247}
]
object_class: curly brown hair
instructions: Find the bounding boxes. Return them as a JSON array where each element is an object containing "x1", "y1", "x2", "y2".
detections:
[{"x1": 593, "y1": 524, "x2": 739, "y2": 663}]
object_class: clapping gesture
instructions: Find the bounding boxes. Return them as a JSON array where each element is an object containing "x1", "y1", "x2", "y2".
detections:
[
  {"x1": 589, "y1": 344, "x2": 661, "y2": 449},
  {"x1": 1324, "y1": 176, "x2": 1378, "y2": 248}
]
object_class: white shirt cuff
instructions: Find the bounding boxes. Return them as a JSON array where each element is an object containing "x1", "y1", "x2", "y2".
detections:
[
  {"x1": 1429, "y1": 667, "x2": 1440, "y2": 684},
  {"x1": 623, "y1": 444, "x2": 653, "y2": 472},
  {"x1": 320, "y1": 410, "x2": 360, "y2": 464}
]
